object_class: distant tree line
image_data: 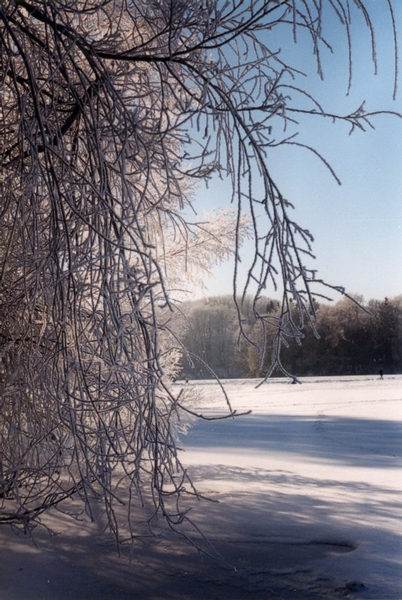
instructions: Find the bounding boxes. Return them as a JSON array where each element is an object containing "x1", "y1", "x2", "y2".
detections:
[{"x1": 176, "y1": 295, "x2": 402, "y2": 379}]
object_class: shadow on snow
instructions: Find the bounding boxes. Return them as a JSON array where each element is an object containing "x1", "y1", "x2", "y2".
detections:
[{"x1": 182, "y1": 414, "x2": 402, "y2": 468}]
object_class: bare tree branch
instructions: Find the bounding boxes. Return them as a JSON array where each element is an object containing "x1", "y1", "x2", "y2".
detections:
[{"x1": 0, "y1": 0, "x2": 398, "y2": 541}]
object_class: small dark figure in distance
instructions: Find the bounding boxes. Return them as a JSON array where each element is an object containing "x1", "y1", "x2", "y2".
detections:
[{"x1": 379, "y1": 369, "x2": 384, "y2": 380}]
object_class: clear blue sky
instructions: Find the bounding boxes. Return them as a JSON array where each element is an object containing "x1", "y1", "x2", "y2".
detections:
[{"x1": 191, "y1": 2, "x2": 402, "y2": 303}]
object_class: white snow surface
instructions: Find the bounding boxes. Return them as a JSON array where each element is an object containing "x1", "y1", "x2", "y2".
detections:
[{"x1": 177, "y1": 375, "x2": 402, "y2": 599}]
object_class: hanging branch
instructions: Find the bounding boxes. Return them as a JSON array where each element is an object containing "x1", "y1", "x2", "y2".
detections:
[{"x1": 0, "y1": 0, "x2": 399, "y2": 538}]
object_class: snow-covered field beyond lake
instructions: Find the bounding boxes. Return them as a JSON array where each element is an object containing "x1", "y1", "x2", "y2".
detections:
[{"x1": 1, "y1": 375, "x2": 401, "y2": 599}]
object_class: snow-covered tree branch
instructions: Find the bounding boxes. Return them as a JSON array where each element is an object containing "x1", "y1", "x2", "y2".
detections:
[{"x1": 0, "y1": 0, "x2": 399, "y2": 537}]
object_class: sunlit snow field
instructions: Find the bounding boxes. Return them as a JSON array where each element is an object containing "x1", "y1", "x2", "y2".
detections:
[{"x1": 177, "y1": 375, "x2": 402, "y2": 599}]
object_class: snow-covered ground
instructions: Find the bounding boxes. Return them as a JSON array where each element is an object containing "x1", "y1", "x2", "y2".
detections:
[
  {"x1": 177, "y1": 375, "x2": 402, "y2": 598},
  {"x1": 1, "y1": 375, "x2": 401, "y2": 599}
]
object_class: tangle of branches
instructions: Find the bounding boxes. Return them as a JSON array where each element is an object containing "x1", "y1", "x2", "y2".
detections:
[{"x1": 0, "y1": 1, "x2": 398, "y2": 539}]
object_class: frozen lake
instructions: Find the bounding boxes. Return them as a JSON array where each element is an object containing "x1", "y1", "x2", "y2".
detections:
[
  {"x1": 1, "y1": 375, "x2": 401, "y2": 599},
  {"x1": 177, "y1": 375, "x2": 402, "y2": 599}
]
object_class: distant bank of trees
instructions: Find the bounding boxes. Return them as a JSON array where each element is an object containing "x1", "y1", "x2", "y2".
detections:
[{"x1": 176, "y1": 295, "x2": 402, "y2": 379}]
